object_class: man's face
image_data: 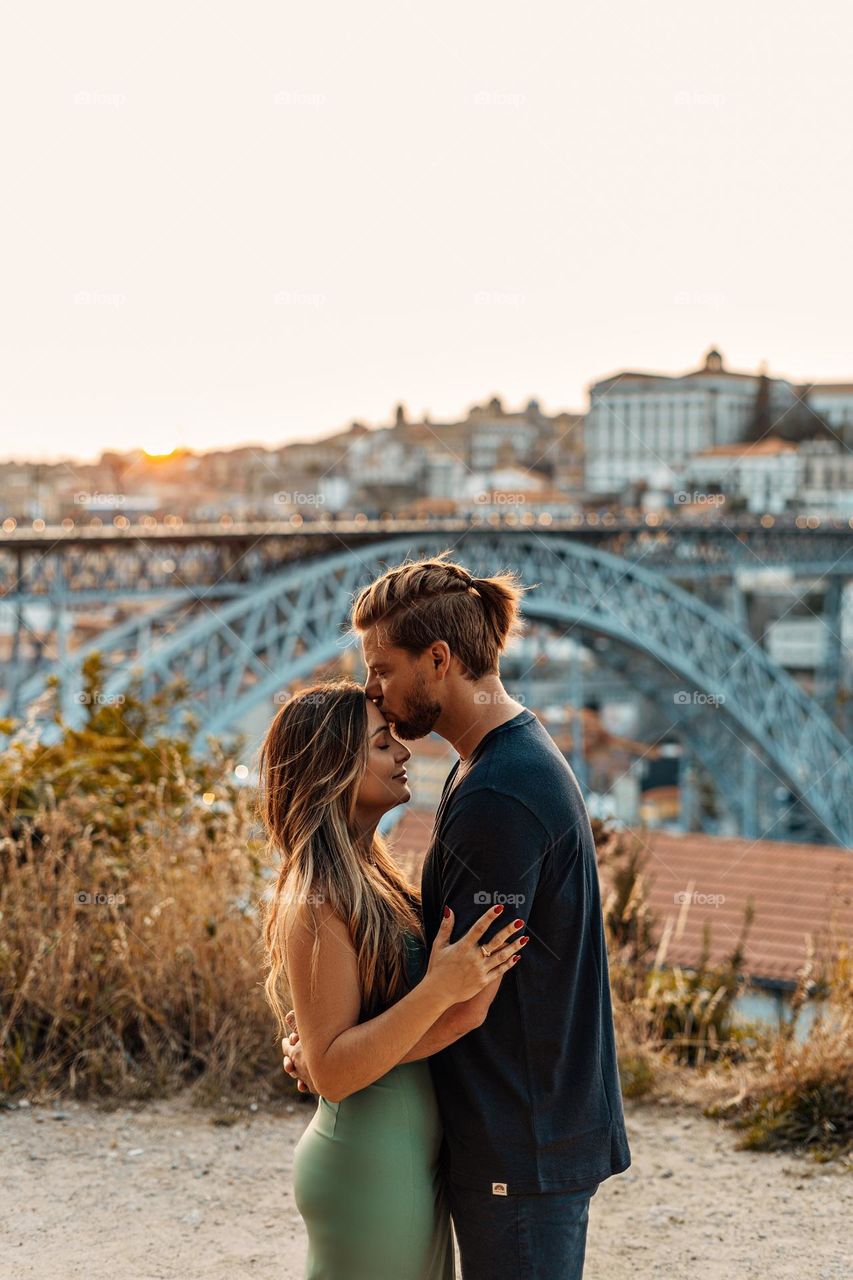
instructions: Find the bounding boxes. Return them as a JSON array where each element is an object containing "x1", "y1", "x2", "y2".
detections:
[{"x1": 361, "y1": 627, "x2": 443, "y2": 741}]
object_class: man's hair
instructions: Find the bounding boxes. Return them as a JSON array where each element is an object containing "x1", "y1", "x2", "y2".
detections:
[{"x1": 350, "y1": 549, "x2": 530, "y2": 679}]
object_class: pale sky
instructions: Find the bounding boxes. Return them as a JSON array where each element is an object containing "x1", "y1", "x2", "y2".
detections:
[{"x1": 1, "y1": 1, "x2": 851, "y2": 464}]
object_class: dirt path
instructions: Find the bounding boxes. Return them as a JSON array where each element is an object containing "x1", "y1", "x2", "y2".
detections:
[{"x1": 1, "y1": 1095, "x2": 848, "y2": 1279}]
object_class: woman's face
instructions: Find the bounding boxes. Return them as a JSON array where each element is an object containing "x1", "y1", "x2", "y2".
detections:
[{"x1": 354, "y1": 698, "x2": 412, "y2": 828}]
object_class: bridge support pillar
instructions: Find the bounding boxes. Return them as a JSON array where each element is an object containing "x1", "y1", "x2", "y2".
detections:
[
  {"x1": 569, "y1": 643, "x2": 588, "y2": 794},
  {"x1": 727, "y1": 580, "x2": 750, "y2": 634},
  {"x1": 815, "y1": 580, "x2": 844, "y2": 722},
  {"x1": 740, "y1": 744, "x2": 760, "y2": 839}
]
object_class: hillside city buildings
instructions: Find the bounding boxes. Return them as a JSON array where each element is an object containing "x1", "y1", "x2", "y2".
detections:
[{"x1": 2, "y1": 348, "x2": 851, "y2": 525}]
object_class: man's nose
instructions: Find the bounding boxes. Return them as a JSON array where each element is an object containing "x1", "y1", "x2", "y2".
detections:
[{"x1": 364, "y1": 673, "x2": 381, "y2": 700}]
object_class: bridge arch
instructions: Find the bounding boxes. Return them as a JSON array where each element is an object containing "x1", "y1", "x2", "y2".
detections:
[{"x1": 30, "y1": 533, "x2": 853, "y2": 846}]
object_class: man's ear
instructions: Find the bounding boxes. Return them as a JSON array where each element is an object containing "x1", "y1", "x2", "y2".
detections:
[{"x1": 431, "y1": 640, "x2": 451, "y2": 675}]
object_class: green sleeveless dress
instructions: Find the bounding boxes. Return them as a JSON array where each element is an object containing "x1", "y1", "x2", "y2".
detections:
[{"x1": 292, "y1": 932, "x2": 455, "y2": 1280}]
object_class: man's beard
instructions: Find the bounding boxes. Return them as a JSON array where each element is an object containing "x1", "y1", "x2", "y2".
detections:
[{"x1": 386, "y1": 675, "x2": 441, "y2": 740}]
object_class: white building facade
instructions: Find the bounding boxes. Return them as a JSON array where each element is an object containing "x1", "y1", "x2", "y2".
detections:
[
  {"x1": 802, "y1": 383, "x2": 853, "y2": 446},
  {"x1": 584, "y1": 348, "x2": 798, "y2": 494},
  {"x1": 679, "y1": 439, "x2": 801, "y2": 513}
]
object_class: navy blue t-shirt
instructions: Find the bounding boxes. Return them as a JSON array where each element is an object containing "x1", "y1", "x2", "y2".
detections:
[{"x1": 420, "y1": 708, "x2": 632, "y2": 1194}]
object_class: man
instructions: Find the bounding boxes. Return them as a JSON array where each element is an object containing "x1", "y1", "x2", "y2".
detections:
[{"x1": 284, "y1": 550, "x2": 631, "y2": 1278}]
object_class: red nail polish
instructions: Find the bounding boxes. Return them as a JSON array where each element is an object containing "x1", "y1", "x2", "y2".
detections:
[
  {"x1": 511, "y1": 954, "x2": 520, "y2": 963},
  {"x1": 514, "y1": 919, "x2": 524, "y2": 928},
  {"x1": 520, "y1": 936, "x2": 529, "y2": 945},
  {"x1": 493, "y1": 904, "x2": 504, "y2": 914},
  {"x1": 443, "y1": 905, "x2": 450, "y2": 918}
]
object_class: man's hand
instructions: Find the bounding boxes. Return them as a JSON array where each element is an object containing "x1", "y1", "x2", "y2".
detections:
[{"x1": 281, "y1": 1010, "x2": 317, "y2": 1095}]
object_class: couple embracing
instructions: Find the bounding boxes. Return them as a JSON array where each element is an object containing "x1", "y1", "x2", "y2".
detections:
[{"x1": 259, "y1": 551, "x2": 631, "y2": 1279}]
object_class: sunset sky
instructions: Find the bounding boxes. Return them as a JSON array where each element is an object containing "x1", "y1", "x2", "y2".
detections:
[{"x1": 1, "y1": 0, "x2": 851, "y2": 463}]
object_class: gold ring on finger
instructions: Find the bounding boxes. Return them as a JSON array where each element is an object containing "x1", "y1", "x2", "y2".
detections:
[{"x1": 480, "y1": 944, "x2": 491, "y2": 959}]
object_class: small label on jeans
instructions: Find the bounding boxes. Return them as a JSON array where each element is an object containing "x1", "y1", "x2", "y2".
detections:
[{"x1": 492, "y1": 1182, "x2": 507, "y2": 1195}]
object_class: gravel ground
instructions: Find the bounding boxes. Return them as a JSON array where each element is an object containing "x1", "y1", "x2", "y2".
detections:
[{"x1": 0, "y1": 1094, "x2": 849, "y2": 1279}]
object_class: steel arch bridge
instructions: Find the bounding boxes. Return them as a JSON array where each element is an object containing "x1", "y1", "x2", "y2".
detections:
[{"x1": 28, "y1": 531, "x2": 853, "y2": 847}]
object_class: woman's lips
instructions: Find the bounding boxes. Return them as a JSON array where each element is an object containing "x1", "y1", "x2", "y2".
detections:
[{"x1": 392, "y1": 770, "x2": 408, "y2": 781}]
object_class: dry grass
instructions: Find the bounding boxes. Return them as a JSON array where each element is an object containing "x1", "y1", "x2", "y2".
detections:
[
  {"x1": 700, "y1": 948, "x2": 853, "y2": 1159},
  {"x1": 1, "y1": 668, "x2": 849, "y2": 1159},
  {"x1": 0, "y1": 658, "x2": 285, "y2": 1104}
]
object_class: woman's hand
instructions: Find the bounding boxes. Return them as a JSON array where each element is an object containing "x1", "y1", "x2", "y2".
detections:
[
  {"x1": 282, "y1": 1027, "x2": 318, "y2": 1094},
  {"x1": 425, "y1": 904, "x2": 528, "y2": 1004}
]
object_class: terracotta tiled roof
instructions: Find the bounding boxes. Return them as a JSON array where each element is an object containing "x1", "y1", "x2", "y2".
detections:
[
  {"x1": 619, "y1": 829, "x2": 852, "y2": 985},
  {"x1": 697, "y1": 438, "x2": 799, "y2": 458},
  {"x1": 389, "y1": 809, "x2": 853, "y2": 986}
]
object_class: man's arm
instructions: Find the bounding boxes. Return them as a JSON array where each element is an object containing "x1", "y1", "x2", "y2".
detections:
[
  {"x1": 438, "y1": 788, "x2": 549, "y2": 948},
  {"x1": 403, "y1": 791, "x2": 549, "y2": 1065}
]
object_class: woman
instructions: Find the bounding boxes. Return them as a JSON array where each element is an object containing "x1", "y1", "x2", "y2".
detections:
[{"x1": 258, "y1": 678, "x2": 527, "y2": 1280}]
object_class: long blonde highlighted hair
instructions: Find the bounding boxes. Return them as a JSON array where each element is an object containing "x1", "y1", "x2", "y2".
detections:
[{"x1": 258, "y1": 679, "x2": 423, "y2": 1039}]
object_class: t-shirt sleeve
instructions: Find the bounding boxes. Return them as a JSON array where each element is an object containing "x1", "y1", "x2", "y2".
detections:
[{"x1": 437, "y1": 789, "x2": 550, "y2": 948}]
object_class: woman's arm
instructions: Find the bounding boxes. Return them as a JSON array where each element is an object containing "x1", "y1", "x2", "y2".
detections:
[
  {"x1": 286, "y1": 902, "x2": 523, "y2": 1102},
  {"x1": 397, "y1": 979, "x2": 502, "y2": 1062},
  {"x1": 285, "y1": 981, "x2": 499, "y2": 1083}
]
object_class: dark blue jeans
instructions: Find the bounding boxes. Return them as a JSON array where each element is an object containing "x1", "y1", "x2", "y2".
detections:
[{"x1": 448, "y1": 1180, "x2": 598, "y2": 1279}]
